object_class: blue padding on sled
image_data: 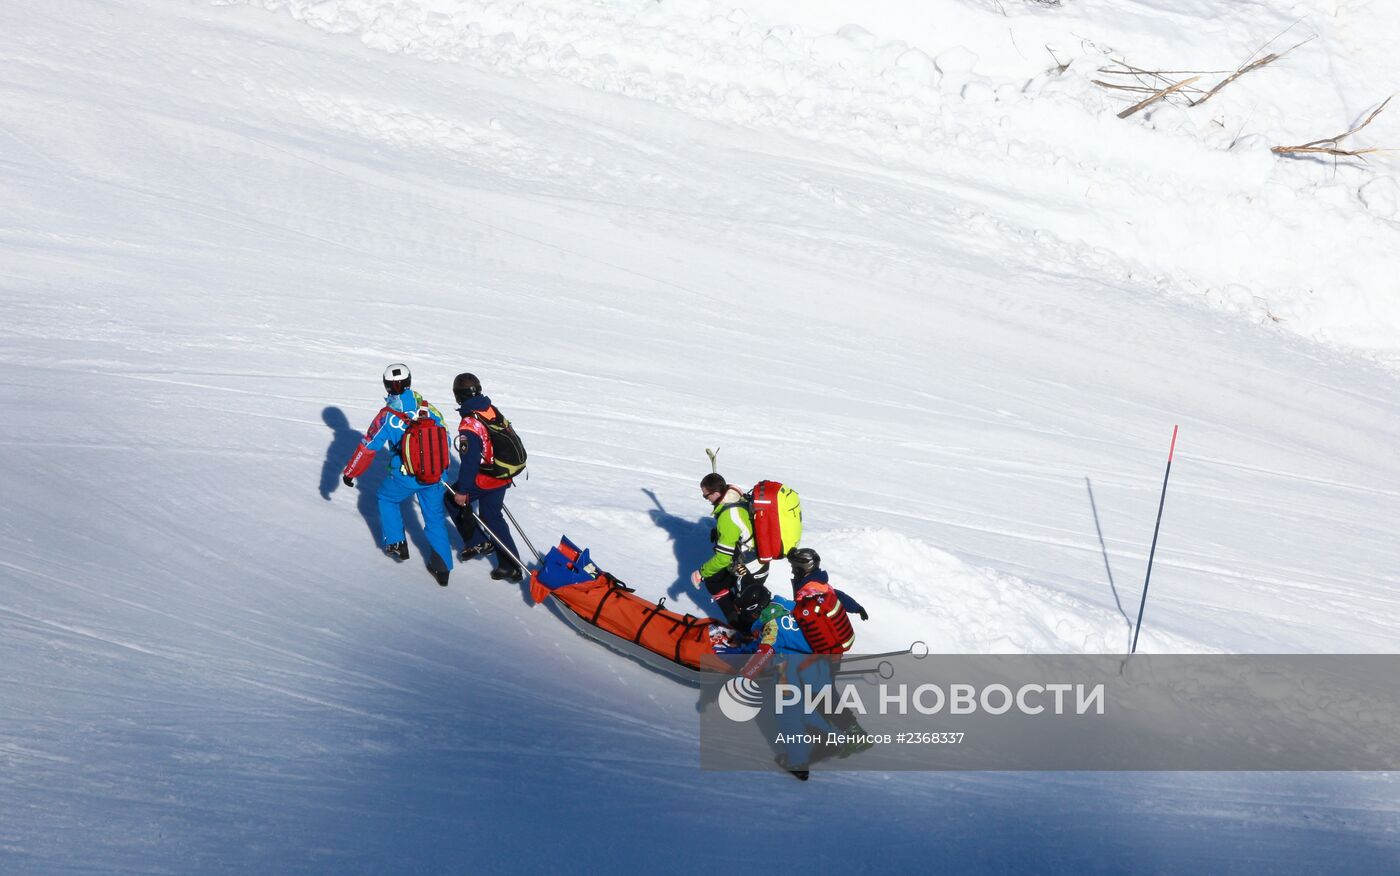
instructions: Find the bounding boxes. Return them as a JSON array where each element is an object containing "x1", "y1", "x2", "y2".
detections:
[{"x1": 536, "y1": 539, "x2": 600, "y2": 590}]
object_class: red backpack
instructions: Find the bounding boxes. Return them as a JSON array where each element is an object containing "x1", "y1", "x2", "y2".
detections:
[
  {"x1": 397, "y1": 410, "x2": 450, "y2": 485},
  {"x1": 793, "y1": 586, "x2": 855, "y2": 653},
  {"x1": 747, "y1": 480, "x2": 802, "y2": 563}
]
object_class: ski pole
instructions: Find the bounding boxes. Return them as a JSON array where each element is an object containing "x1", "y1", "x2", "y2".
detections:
[
  {"x1": 839, "y1": 641, "x2": 931, "y2": 664},
  {"x1": 502, "y1": 502, "x2": 542, "y2": 564},
  {"x1": 443, "y1": 484, "x2": 530, "y2": 571},
  {"x1": 1130, "y1": 425, "x2": 1178, "y2": 655}
]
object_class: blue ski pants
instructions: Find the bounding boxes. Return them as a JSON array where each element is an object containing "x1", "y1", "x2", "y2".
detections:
[
  {"x1": 773, "y1": 658, "x2": 836, "y2": 769},
  {"x1": 447, "y1": 483, "x2": 519, "y2": 566},
  {"x1": 378, "y1": 473, "x2": 453, "y2": 570}
]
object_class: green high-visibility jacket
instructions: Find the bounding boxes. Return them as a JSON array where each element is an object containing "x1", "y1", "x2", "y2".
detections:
[{"x1": 701, "y1": 489, "x2": 755, "y2": 579}]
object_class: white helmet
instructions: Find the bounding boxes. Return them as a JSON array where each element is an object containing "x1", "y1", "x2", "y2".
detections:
[{"x1": 383, "y1": 363, "x2": 411, "y2": 394}]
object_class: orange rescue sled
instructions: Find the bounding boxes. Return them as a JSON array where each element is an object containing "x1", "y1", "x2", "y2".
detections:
[{"x1": 529, "y1": 537, "x2": 741, "y2": 679}]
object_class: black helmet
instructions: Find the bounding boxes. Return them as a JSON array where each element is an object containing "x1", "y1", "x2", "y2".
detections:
[
  {"x1": 700, "y1": 473, "x2": 727, "y2": 502},
  {"x1": 383, "y1": 363, "x2": 411, "y2": 395},
  {"x1": 788, "y1": 547, "x2": 821, "y2": 579},
  {"x1": 453, "y1": 372, "x2": 483, "y2": 404}
]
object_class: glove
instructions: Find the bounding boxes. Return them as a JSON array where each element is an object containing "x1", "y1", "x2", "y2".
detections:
[
  {"x1": 740, "y1": 644, "x2": 775, "y2": 680},
  {"x1": 859, "y1": 609, "x2": 869, "y2": 621},
  {"x1": 690, "y1": 570, "x2": 704, "y2": 587},
  {"x1": 342, "y1": 474, "x2": 355, "y2": 488}
]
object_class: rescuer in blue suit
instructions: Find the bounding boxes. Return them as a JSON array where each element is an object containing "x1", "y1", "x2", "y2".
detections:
[
  {"x1": 341, "y1": 364, "x2": 455, "y2": 586},
  {"x1": 736, "y1": 598, "x2": 835, "y2": 780}
]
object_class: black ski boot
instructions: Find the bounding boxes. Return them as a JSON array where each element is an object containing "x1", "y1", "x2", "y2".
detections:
[
  {"x1": 425, "y1": 551, "x2": 448, "y2": 587},
  {"x1": 384, "y1": 541, "x2": 410, "y2": 562},
  {"x1": 837, "y1": 735, "x2": 874, "y2": 759},
  {"x1": 490, "y1": 562, "x2": 524, "y2": 583},
  {"x1": 776, "y1": 755, "x2": 810, "y2": 781},
  {"x1": 458, "y1": 542, "x2": 495, "y2": 562},
  {"x1": 831, "y1": 712, "x2": 875, "y2": 758}
]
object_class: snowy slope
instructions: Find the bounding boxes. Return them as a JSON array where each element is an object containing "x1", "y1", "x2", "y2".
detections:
[
  {"x1": 248, "y1": 0, "x2": 1400, "y2": 361},
  {"x1": 2, "y1": 0, "x2": 1399, "y2": 872}
]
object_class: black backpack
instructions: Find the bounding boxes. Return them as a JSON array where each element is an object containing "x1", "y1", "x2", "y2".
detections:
[{"x1": 466, "y1": 406, "x2": 527, "y2": 480}]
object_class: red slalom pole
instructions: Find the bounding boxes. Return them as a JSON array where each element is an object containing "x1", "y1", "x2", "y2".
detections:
[{"x1": 1131, "y1": 425, "x2": 1178, "y2": 654}]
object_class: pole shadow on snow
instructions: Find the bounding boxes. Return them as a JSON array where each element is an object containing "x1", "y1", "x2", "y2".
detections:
[
  {"x1": 1086, "y1": 476, "x2": 1133, "y2": 652},
  {"x1": 642, "y1": 488, "x2": 716, "y2": 606}
]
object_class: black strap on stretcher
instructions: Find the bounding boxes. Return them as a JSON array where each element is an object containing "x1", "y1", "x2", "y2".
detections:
[
  {"x1": 631, "y1": 597, "x2": 667, "y2": 645},
  {"x1": 663, "y1": 613, "x2": 707, "y2": 663},
  {"x1": 588, "y1": 576, "x2": 623, "y2": 626}
]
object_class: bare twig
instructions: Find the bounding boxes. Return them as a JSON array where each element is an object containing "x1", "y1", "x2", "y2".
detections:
[
  {"x1": 1189, "y1": 53, "x2": 1278, "y2": 105},
  {"x1": 1095, "y1": 27, "x2": 1315, "y2": 120},
  {"x1": 1228, "y1": 110, "x2": 1256, "y2": 150},
  {"x1": 1190, "y1": 37, "x2": 1314, "y2": 107},
  {"x1": 1096, "y1": 60, "x2": 1211, "y2": 112},
  {"x1": 1046, "y1": 45, "x2": 1069, "y2": 74},
  {"x1": 1272, "y1": 95, "x2": 1395, "y2": 158},
  {"x1": 1101, "y1": 63, "x2": 1183, "y2": 92},
  {"x1": 1271, "y1": 145, "x2": 1389, "y2": 159},
  {"x1": 1118, "y1": 76, "x2": 1201, "y2": 119},
  {"x1": 1100, "y1": 63, "x2": 1229, "y2": 77},
  {"x1": 1093, "y1": 80, "x2": 1194, "y2": 95},
  {"x1": 1244, "y1": 17, "x2": 1305, "y2": 68}
]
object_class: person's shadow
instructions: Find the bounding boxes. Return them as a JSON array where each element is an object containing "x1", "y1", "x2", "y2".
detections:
[
  {"x1": 642, "y1": 488, "x2": 716, "y2": 606},
  {"x1": 322, "y1": 405, "x2": 395, "y2": 549}
]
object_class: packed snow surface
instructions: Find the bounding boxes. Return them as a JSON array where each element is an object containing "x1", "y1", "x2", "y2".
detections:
[{"x1": 2, "y1": 0, "x2": 1398, "y2": 872}]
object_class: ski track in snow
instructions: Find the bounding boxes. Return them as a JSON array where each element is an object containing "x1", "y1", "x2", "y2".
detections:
[{"x1": 2, "y1": 0, "x2": 1400, "y2": 872}]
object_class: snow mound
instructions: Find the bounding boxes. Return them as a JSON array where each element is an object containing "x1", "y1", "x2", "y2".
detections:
[
  {"x1": 1359, "y1": 176, "x2": 1400, "y2": 222},
  {"x1": 816, "y1": 528, "x2": 1194, "y2": 654}
]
